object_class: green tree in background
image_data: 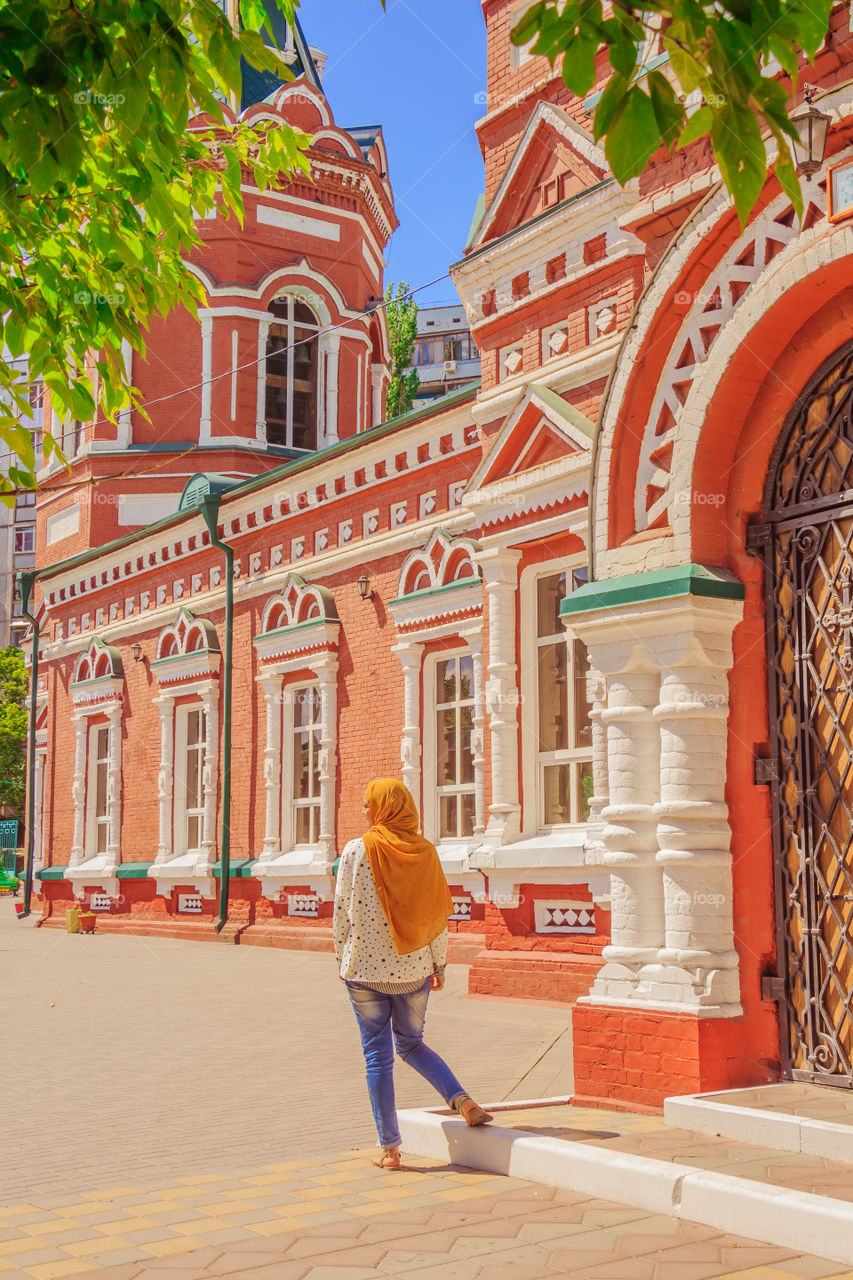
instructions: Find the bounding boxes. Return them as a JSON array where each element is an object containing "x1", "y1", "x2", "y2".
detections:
[
  {"x1": 513, "y1": 0, "x2": 833, "y2": 224},
  {"x1": 0, "y1": 647, "x2": 28, "y2": 815},
  {"x1": 384, "y1": 282, "x2": 420, "y2": 420},
  {"x1": 0, "y1": 0, "x2": 310, "y2": 497}
]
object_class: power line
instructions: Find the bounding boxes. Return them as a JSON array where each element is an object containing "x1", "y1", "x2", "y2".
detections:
[{"x1": 29, "y1": 269, "x2": 455, "y2": 496}]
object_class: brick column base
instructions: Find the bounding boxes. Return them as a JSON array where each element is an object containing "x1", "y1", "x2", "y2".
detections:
[{"x1": 572, "y1": 1004, "x2": 779, "y2": 1111}]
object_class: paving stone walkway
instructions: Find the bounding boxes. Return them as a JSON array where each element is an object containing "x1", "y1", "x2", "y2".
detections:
[{"x1": 2, "y1": 901, "x2": 848, "y2": 1280}]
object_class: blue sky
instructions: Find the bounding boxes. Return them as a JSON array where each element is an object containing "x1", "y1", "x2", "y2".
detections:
[{"x1": 298, "y1": 0, "x2": 487, "y2": 306}]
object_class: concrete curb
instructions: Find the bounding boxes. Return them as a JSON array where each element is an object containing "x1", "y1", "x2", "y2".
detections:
[
  {"x1": 664, "y1": 1090, "x2": 853, "y2": 1164},
  {"x1": 398, "y1": 1107, "x2": 853, "y2": 1266}
]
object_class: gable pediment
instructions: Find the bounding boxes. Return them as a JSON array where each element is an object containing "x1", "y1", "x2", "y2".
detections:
[
  {"x1": 474, "y1": 103, "x2": 607, "y2": 249},
  {"x1": 467, "y1": 385, "x2": 595, "y2": 493}
]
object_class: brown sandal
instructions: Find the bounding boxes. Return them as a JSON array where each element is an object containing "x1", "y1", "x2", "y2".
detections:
[
  {"x1": 371, "y1": 1146, "x2": 401, "y2": 1170},
  {"x1": 453, "y1": 1094, "x2": 493, "y2": 1127}
]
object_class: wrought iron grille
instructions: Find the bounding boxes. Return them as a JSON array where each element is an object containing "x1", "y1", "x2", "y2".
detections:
[{"x1": 765, "y1": 342, "x2": 853, "y2": 1086}]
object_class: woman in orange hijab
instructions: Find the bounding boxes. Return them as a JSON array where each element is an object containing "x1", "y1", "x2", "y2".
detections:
[{"x1": 334, "y1": 778, "x2": 492, "y2": 1169}]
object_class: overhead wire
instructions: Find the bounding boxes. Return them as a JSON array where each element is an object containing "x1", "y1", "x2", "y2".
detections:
[{"x1": 27, "y1": 270, "x2": 455, "y2": 496}]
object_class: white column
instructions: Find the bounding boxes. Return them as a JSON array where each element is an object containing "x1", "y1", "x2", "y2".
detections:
[
  {"x1": 256, "y1": 315, "x2": 271, "y2": 444},
  {"x1": 468, "y1": 633, "x2": 487, "y2": 835},
  {"x1": 594, "y1": 664, "x2": 664, "y2": 1002},
  {"x1": 370, "y1": 363, "x2": 385, "y2": 427},
  {"x1": 321, "y1": 335, "x2": 341, "y2": 446},
  {"x1": 230, "y1": 328, "x2": 239, "y2": 422},
  {"x1": 155, "y1": 693, "x2": 175, "y2": 860},
  {"x1": 106, "y1": 703, "x2": 122, "y2": 869},
  {"x1": 115, "y1": 339, "x2": 133, "y2": 448},
  {"x1": 200, "y1": 687, "x2": 219, "y2": 866},
  {"x1": 569, "y1": 592, "x2": 744, "y2": 1017},
  {"x1": 649, "y1": 611, "x2": 742, "y2": 1015},
  {"x1": 199, "y1": 312, "x2": 213, "y2": 444},
  {"x1": 584, "y1": 665, "x2": 609, "y2": 865},
  {"x1": 314, "y1": 653, "x2": 339, "y2": 854},
  {"x1": 394, "y1": 640, "x2": 423, "y2": 802},
  {"x1": 33, "y1": 750, "x2": 46, "y2": 876},
  {"x1": 69, "y1": 713, "x2": 87, "y2": 867},
  {"x1": 260, "y1": 675, "x2": 283, "y2": 857},
  {"x1": 477, "y1": 547, "x2": 522, "y2": 844}
]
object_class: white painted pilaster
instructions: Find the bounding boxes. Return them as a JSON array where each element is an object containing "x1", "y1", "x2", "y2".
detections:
[
  {"x1": 200, "y1": 687, "x2": 218, "y2": 867},
  {"x1": 321, "y1": 334, "x2": 341, "y2": 446},
  {"x1": 199, "y1": 313, "x2": 213, "y2": 444},
  {"x1": 155, "y1": 693, "x2": 175, "y2": 861},
  {"x1": 394, "y1": 640, "x2": 423, "y2": 802},
  {"x1": 256, "y1": 314, "x2": 272, "y2": 444},
  {"x1": 106, "y1": 703, "x2": 122, "y2": 868},
  {"x1": 314, "y1": 652, "x2": 339, "y2": 854},
  {"x1": 69, "y1": 713, "x2": 87, "y2": 867},
  {"x1": 260, "y1": 674, "x2": 283, "y2": 857},
  {"x1": 477, "y1": 547, "x2": 522, "y2": 844}
]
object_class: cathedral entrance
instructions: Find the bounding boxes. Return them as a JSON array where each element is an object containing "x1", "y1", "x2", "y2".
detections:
[{"x1": 762, "y1": 342, "x2": 853, "y2": 1087}]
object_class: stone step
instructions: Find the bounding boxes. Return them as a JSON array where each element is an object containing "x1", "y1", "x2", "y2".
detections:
[
  {"x1": 398, "y1": 1097, "x2": 853, "y2": 1266},
  {"x1": 664, "y1": 1081, "x2": 853, "y2": 1165}
]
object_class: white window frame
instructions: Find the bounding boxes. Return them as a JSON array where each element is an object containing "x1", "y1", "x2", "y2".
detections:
[
  {"x1": 174, "y1": 702, "x2": 206, "y2": 857},
  {"x1": 14, "y1": 525, "x2": 35, "y2": 554},
  {"x1": 519, "y1": 555, "x2": 593, "y2": 835},
  {"x1": 510, "y1": 2, "x2": 538, "y2": 69},
  {"x1": 422, "y1": 648, "x2": 478, "y2": 846},
  {"x1": 84, "y1": 721, "x2": 110, "y2": 857},
  {"x1": 265, "y1": 294, "x2": 321, "y2": 450},
  {"x1": 283, "y1": 681, "x2": 323, "y2": 849}
]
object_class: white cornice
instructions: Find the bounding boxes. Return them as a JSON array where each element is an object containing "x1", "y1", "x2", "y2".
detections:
[
  {"x1": 454, "y1": 181, "x2": 639, "y2": 320},
  {"x1": 472, "y1": 101, "x2": 607, "y2": 250},
  {"x1": 388, "y1": 582, "x2": 483, "y2": 633},
  {"x1": 253, "y1": 619, "x2": 340, "y2": 664}
]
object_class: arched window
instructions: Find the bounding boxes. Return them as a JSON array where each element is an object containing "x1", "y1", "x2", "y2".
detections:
[{"x1": 265, "y1": 296, "x2": 320, "y2": 450}]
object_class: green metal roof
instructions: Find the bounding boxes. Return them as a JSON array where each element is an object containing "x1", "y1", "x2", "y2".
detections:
[{"x1": 561, "y1": 564, "x2": 745, "y2": 616}]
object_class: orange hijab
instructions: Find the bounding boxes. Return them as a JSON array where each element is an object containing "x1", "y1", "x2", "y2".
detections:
[{"x1": 362, "y1": 778, "x2": 453, "y2": 955}]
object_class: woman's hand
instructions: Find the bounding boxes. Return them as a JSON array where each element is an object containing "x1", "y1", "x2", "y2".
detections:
[{"x1": 430, "y1": 973, "x2": 445, "y2": 991}]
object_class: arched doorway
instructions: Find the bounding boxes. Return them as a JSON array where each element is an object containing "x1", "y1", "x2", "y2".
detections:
[{"x1": 762, "y1": 340, "x2": 853, "y2": 1087}]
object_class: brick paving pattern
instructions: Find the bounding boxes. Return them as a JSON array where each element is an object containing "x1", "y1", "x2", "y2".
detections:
[{"x1": 2, "y1": 903, "x2": 848, "y2": 1280}]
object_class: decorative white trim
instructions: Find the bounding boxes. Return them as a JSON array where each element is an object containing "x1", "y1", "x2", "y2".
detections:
[{"x1": 471, "y1": 101, "x2": 606, "y2": 250}]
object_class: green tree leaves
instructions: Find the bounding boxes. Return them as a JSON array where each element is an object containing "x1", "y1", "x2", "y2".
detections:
[
  {"x1": 384, "y1": 283, "x2": 420, "y2": 420},
  {"x1": 0, "y1": 647, "x2": 29, "y2": 814},
  {"x1": 512, "y1": 0, "x2": 835, "y2": 227},
  {"x1": 0, "y1": 0, "x2": 312, "y2": 498}
]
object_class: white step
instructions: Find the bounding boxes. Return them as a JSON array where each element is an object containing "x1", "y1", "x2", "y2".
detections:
[
  {"x1": 664, "y1": 1086, "x2": 853, "y2": 1164},
  {"x1": 398, "y1": 1101, "x2": 853, "y2": 1266}
]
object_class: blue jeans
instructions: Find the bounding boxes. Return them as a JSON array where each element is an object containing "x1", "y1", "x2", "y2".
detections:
[{"x1": 346, "y1": 979, "x2": 466, "y2": 1148}]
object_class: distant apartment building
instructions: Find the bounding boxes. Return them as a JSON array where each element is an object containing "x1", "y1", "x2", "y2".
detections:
[
  {"x1": 0, "y1": 378, "x2": 40, "y2": 648},
  {"x1": 409, "y1": 303, "x2": 481, "y2": 405}
]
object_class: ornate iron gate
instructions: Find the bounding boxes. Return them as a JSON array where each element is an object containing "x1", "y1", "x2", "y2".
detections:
[{"x1": 762, "y1": 342, "x2": 853, "y2": 1086}]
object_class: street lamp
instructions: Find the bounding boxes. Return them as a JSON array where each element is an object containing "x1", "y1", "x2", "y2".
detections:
[{"x1": 791, "y1": 86, "x2": 830, "y2": 178}]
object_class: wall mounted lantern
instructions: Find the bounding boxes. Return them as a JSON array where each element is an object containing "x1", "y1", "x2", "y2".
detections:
[
  {"x1": 791, "y1": 86, "x2": 831, "y2": 178},
  {"x1": 131, "y1": 642, "x2": 144, "y2": 662},
  {"x1": 357, "y1": 574, "x2": 375, "y2": 602}
]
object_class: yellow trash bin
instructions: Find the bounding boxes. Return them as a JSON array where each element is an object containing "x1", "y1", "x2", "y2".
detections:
[{"x1": 65, "y1": 908, "x2": 81, "y2": 934}]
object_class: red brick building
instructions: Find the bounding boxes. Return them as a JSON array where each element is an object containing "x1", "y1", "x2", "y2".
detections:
[{"x1": 27, "y1": 3, "x2": 853, "y2": 1110}]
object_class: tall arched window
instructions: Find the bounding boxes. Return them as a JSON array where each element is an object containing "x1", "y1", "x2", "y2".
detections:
[{"x1": 265, "y1": 296, "x2": 320, "y2": 449}]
